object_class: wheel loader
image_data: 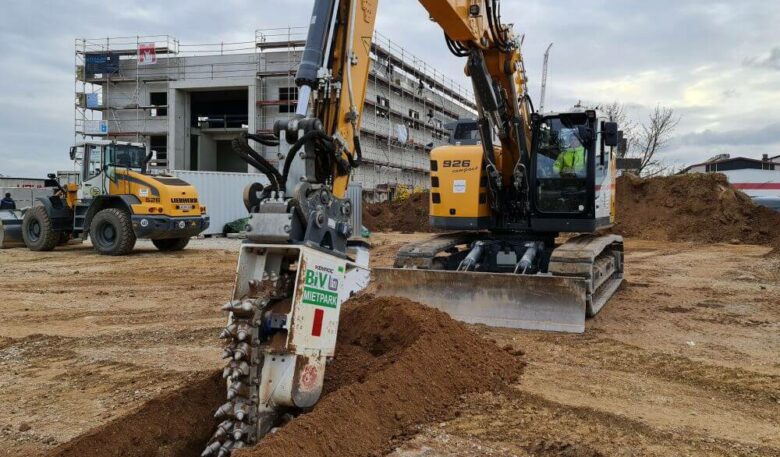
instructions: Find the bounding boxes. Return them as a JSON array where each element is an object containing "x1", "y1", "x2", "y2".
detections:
[
  {"x1": 203, "y1": 1, "x2": 623, "y2": 454},
  {"x1": 3, "y1": 140, "x2": 210, "y2": 255}
]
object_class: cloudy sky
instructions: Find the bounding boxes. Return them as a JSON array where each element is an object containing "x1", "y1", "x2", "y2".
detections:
[{"x1": 1, "y1": 0, "x2": 779, "y2": 177}]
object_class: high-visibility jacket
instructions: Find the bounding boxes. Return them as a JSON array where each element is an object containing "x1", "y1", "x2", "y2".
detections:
[{"x1": 553, "y1": 146, "x2": 586, "y2": 175}]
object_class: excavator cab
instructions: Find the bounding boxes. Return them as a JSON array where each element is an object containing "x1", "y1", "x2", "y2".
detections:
[{"x1": 530, "y1": 110, "x2": 619, "y2": 232}]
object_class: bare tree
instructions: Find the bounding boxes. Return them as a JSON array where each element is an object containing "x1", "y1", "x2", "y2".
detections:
[
  {"x1": 634, "y1": 105, "x2": 680, "y2": 176},
  {"x1": 602, "y1": 102, "x2": 637, "y2": 159}
]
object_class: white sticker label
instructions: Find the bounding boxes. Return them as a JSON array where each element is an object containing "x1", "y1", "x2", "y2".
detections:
[
  {"x1": 327, "y1": 218, "x2": 337, "y2": 229},
  {"x1": 139, "y1": 188, "x2": 149, "y2": 197},
  {"x1": 453, "y1": 180, "x2": 467, "y2": 194}
]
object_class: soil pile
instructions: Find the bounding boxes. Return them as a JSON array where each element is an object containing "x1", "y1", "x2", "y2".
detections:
[
  {"x1": 48, "y1": 296, "x2": 524, "y2": 457},
  {"x1": 615, "y1": 173, "x2": 780, "y2": 251},
  {"x1": 363, "y1": 192, "x2": 435, "y2": 233},
  {"x1": 236, "y1": 295, "x2": 524, "y2": 457},
  {"x1": 46, "y1": 371, "x2": 223, "y2": 457}
]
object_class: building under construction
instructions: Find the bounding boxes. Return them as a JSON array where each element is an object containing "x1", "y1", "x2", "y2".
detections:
[{"x1": 75, "y1": 28, "x2": 476, "y2": 198}]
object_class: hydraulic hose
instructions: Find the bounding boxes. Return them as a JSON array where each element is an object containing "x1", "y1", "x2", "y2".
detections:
[
  {"x1": 281, "y1": 129, "x2": 334, "y2": 187},
  {"x1": 231, "y1": 136, "x2": 283, "y2": 190}
]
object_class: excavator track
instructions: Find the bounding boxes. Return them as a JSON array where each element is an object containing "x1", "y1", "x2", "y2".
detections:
[
  {"x1": 548, "y1": 234, "x2": 624, "y2": 317},
  {"x1": 375, "y1": 232, "x2": 624, "y2": 333}
]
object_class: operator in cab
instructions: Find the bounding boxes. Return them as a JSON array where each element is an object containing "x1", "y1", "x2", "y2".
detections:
[
  {"x1": 0, "y1": 193, "x2": 16, "y2": 210},
  {"x1": 553, "y1": 130, "x2": 586, "y2": 177}
]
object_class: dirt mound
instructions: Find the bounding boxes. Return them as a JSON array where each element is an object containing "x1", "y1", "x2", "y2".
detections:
[
  {"x1": 363, "y1": 193, "x2": 435, "y2": 233},
  {"x1": 48, "y1": 296, "x2": 523, "y2": 457},
  {"x1": 615, "y1": 173, "x2": 780, "y2": 250},
  {"x1": 236, "y1": 295, "x2": 523, "y2": 457},
  {"x1": 46, "y1": 371, "x2": 223, "y2": 457}
]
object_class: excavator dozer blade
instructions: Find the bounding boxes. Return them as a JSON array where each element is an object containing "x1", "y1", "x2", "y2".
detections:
[
  {"x1": 372, "y1": 268, "x2": 589, "y2": 333},
  {"x1": 0, "y1": 210, "x2": 24, "y2": 249}
]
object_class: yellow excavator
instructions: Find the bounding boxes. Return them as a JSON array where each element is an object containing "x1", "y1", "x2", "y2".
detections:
[{"x1": 204, "y1": 1, "x2": 623, "y2": 454}]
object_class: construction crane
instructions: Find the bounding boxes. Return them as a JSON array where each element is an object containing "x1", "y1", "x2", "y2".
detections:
[
  {"x1": 204, "y1": 1, "x2": 624, "y2": 455},
  {"x1": 540, "y1": 42, "x2": 553, "y2": 112}
]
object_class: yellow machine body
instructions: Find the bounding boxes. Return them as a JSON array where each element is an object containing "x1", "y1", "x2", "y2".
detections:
[
  {"x1": 429, "y1": 145, "x2": 491, "y2": 228},
  {"x1": 108, "y1": 169, "x2": 205, "y2": 218}
]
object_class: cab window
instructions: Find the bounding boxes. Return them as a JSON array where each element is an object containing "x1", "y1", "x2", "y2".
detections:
[
  {"x1": 535, "y1": 116, "x2": 590, "y2": 214},
  {"x1": 85, "y1": 145, "x2": 103, "y2": 179}
]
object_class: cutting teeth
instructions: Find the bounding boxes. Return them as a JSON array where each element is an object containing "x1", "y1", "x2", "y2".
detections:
[
  {"x1": 222, "y1": 300, "x2": 256, "y2": 316},
  {"x1": 236, "y1": 361, "x2": 250, "y2": 377},
  {"x1": 214, "y1": 401, "x2": 234, "y2": 420},
  {"x1": 201, "y1": 440, "x2": 221, "y2": 457},
  {"x1": 233, "y1": 342, "x2": 251, "y2": 361},
  {"x1": 209, "y1": 420, "x2": 234, "y2": 442},
  {"x1": 221, "y1": 342, "x2": 237, "y2": 359},
  {"x1": 219, "y1": 323, "x2": 238, "y2": 340},
  {"x1": 227, "y1": 381, "x2": 244, "y2": 400},
  {"x1": 216, "y1": 441, "x2": 234, "y2": 457},
  {"x1": 235, "y1": 403, "x2": 249, "y2": 422}
]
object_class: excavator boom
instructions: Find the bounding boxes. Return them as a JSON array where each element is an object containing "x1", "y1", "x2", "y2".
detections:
[{"x1": 205, "y1": 1, "x2": 624, "y2": 454}]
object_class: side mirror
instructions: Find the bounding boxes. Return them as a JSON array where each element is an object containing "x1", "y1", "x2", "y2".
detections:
[
  {"x1": 69, "y1": 147, "x2": 76, "y2": 161},
  {"x1": 603, "y1": 122, "x2": 619, "y2": 147},
  {"x1": 577, "y1": 126, "x2": 594, "y2": 146}
]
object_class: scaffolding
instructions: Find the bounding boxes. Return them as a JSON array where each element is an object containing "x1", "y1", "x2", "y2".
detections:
[{"x1": 73, "y1": 28, "x2": 476, "y2": 188}]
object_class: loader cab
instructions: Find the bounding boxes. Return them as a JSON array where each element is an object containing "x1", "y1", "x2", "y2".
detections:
[
  {"x1": 71, "y1": 141, "x2": 148, "y2": 198},
  {"x1": 530, "y1": 110, "x2": 619, "y2": 233}
]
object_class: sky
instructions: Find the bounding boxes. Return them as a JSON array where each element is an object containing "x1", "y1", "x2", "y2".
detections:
[{"x1": 1, "y1": 0, "x2": 779, "y2": 177}]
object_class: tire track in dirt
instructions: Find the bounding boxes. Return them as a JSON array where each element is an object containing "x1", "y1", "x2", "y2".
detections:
[
  {"x1": 447, "y1": 390, "x2": 780, "y2": 457},
  {"x1": 523, "y1": 333, "x2": 780, "y2": 408}
]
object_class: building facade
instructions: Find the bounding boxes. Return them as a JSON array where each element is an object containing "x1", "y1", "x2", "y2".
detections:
[
  {"x1": 75, "y1": 29, "x2": 476, "y2": 197},
  {"x1": 682, "y1": 154, "x2": 780, "y2": 198}
]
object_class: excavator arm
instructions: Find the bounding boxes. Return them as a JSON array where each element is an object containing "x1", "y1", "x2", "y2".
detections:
[
  {"x1": 205, "y1": 2, "x2": 537, "y2": 456},
  {"x1": 292, "y1": 0, "x2": 534, "y2": 201}
]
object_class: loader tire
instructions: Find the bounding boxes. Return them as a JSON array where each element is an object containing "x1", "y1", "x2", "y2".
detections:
[
  {"x1": 90, "y1": 208, "x2": 136, "y2": 256},
  {"x1": 152, "y1": 237, "x2": 190, "y2": 252},
  {"x1": 22, "y1": 205, "x2": 59, "y2": 252}
]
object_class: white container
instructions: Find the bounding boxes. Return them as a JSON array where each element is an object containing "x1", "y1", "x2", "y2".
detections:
[{"x1": 170, "y1": 170, "x2": 269, "y2": 235}]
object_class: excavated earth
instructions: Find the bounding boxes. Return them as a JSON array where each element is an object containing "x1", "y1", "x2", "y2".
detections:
[
  {"x1": 363, "y1": 174, "x2": 780, "y2": 253},
  {"x1": 44, "y1": 295, "x2": 523, "y2": 457},
  {"x1": 615, "y1": 173, "x2": 780, "y2": 251},
  {"x1": 363, "y1": 192, "x2": 434, "y2": 233}
]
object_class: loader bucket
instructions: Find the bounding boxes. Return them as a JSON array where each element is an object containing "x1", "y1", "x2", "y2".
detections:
[
  {"x1": 372, "y1": 268, "x2": 589, "y2": 333},
  {"x1": 0, "y1": 210, "x2": 24, "y2": 249}
]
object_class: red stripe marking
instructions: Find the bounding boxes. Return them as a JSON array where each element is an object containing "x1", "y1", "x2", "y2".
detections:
[
  {"x1": 311, "y1": 308, "x2": 324, "y2": 337},
  {"x1": 731, "y1": 183, "x2": 780, "y2": 190}
]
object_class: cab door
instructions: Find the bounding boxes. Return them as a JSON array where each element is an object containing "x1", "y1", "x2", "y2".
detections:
[{"x1": 81, "y1": 144, "x2": 109, "y2": 199}]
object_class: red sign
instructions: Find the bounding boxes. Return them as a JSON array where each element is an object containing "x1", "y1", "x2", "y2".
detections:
[
  {"x1": 311, "y1": 308, "x2": 324, "y2": 337},
  {"x1": 138, "y1": 43, "x2": 157, "y2": 65}
]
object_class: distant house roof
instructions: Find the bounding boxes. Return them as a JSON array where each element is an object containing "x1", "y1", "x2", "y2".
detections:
[{"x1": 681, "y1": 156, "x2": 776, "y2": 173}]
